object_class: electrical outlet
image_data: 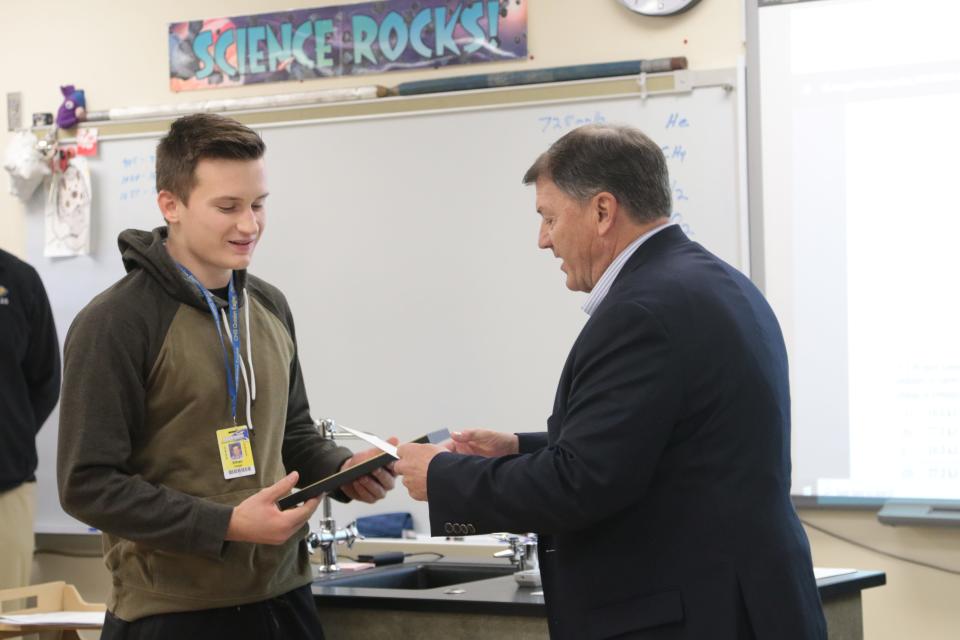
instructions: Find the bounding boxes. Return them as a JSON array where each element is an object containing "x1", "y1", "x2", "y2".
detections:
[{"x1": 6, "y1": 92, "x2": 22, "y2": 131}]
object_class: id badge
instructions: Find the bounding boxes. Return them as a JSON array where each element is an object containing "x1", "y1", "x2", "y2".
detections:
[{"x1": 217, "y1": 426, "x2": 256, "y2": 479}]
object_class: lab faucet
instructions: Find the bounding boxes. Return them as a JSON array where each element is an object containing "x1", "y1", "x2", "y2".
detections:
[
  {"x1": 305, "y1": 418, "x2": 362, "y2": 573},
  {"x1": 493, "y1": 533, "x2": 539, "y2": 572}
]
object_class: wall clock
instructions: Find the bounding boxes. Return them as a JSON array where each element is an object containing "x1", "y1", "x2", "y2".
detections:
[{"x1": 618, "y1": 0, "x2": 703, "y2": 16}]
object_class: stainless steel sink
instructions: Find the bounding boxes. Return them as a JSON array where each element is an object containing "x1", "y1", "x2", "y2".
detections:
[{"x1": 313, "y1": 562, "x2": 514, "y2": 590}]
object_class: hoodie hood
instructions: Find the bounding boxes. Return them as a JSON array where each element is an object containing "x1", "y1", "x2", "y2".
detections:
[{"x1": 118, "y1": 227, "x2": 248, "y2": 311}]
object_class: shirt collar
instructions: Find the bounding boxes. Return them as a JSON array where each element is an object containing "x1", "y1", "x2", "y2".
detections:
[{"x1": 581, "y1": 222, "x2": 675, "y2": 316}]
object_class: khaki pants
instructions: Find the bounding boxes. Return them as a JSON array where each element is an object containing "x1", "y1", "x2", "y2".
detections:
[{"x1": 0, "y1": 482, "x2": 35, "y2": 589}]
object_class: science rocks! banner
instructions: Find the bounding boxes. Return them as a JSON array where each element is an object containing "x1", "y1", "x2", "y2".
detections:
[{"x1": 169, "y1": 1, "x2": 528, "y2": 91}]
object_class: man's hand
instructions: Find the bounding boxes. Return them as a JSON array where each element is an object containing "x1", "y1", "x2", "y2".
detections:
[
  {"x1": 446, "y1": 429, "x2": 519, "y2": 457},
  {"x1": 226, "y1": 471, "x2": 319, "y2": 545},
  {"x1": 340, "y1": 438, "x2": 399, "y2": 503},
  {"x1": 394, "y1": 443, "x2": 447, "y2": 501}
]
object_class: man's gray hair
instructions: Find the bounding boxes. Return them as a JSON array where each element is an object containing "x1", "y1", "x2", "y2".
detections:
[{"x1": 522, "y1": 123, "x2": 672, "y2": 224}]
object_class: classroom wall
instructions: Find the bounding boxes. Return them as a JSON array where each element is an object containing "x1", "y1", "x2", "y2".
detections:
[
  {"x1": 0, "y1": 0, "x2": 741, "y2": 254},
  {"x1": 4, "y1": 1, "x2": 959, "y2": 639},
  {"x1": 803, "y1": 509, "x2": 960, "y2": 640}
]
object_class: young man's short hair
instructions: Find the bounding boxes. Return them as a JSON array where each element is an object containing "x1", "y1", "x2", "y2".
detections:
[{"x1": 155, "y1": 113, "x2": 265, "y2": 204}]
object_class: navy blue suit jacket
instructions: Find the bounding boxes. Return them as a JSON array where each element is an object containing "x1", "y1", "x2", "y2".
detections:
[{"x1": 427, "y1": 226, "x2": 826, "y2": 639}]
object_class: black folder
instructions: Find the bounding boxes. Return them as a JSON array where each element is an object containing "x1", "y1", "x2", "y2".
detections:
[{"x1": 277, "y1": 428, "x2": 450, "y2": 510}]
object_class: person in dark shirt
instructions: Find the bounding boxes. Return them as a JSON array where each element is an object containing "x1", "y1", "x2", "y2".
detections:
[{"x1": 0, "y1": 248, "x2": 60, "y2": 588}]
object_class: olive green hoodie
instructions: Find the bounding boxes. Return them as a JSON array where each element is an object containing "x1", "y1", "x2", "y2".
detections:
[{"x1": 58, "y1": 227, "x2": 352, "y2": 621}]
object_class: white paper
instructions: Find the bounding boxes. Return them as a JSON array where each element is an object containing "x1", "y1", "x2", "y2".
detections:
[
  {"x1": 336, "y1": 424, "x2": 398, "y2": 459},
  {"x1": 0, "y1": 611, "x2": 105, "y2": 627},
  {"x1": 44, "y1": 156, "x2": 92, "y2": 257}
]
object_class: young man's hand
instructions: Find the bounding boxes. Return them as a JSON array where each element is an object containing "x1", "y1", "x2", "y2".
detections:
[
  {"x1": 340, "y1": 438, "x2": 400, "y2": 503},
  {"x1": 226, "y1": 471, "x2": 319, "y2": 545}
]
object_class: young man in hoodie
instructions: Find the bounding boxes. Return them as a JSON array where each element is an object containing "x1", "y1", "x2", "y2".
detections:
[{"x1": 58, "y1": 113, "x2": 395, "y2": 640}]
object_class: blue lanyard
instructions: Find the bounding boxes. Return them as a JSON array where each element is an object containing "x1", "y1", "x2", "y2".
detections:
[{"x1": 178, "y1": 265, "x2": 242, "y2": 423}]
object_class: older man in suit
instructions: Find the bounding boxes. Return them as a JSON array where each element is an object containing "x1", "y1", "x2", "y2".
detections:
[{"x1": 395, "y1": 123, "x2": 826, "y2": 640}]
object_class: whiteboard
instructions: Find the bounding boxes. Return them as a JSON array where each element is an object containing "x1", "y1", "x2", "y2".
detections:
[
  {"x1": 28, "y1": 69, "x2": 744, "y2": 533},
  {"x1": 751, "y1": 0, "x2": 960, "y2": 504}
]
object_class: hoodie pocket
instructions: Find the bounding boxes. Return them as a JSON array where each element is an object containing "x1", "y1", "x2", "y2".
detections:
[{"x1": 104, "y1": 538, "x2": 158, "y2": 591}]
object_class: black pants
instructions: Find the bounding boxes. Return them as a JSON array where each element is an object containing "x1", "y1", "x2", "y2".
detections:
[{"x1": 101, "y1": 585, "x2": 325, "y2": 640}]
